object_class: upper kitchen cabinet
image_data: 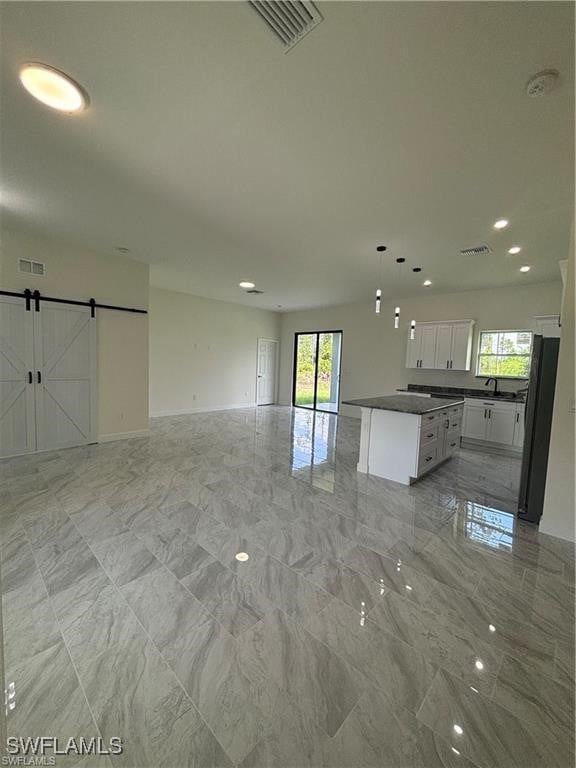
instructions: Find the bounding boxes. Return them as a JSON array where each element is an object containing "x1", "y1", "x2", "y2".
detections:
[
  {"x1": 406, "y1": 320, "x2": 474, "y2": 370},
  {"x1": 406, "y1": 323, "x2": 438, "y2": 369}
]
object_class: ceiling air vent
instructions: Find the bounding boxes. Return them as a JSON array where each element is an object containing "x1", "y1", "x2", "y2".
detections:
[
  {"x1": 246, "y1": 289, "x2": 264, "y2": 294},
  {"x1": 459, "y1": 244, "x2": 492, "y2": 257},
  {"x1": 248, "y1": 1, "x2": 324, "y2": 51},
  {"x1": 18, "y1": 258, "x2": 46, "y2": 276}
]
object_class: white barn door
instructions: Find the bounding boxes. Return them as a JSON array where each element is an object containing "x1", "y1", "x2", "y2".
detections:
[
  {"x1": 0, "y1": 296, "x2": 36, "y2": 458},
  {"x1": 256, "y1": 338, "x2": 278, "y2": 405},
  {"x1": 34, "y1": 303, "x2": 97, "y2": 451}
]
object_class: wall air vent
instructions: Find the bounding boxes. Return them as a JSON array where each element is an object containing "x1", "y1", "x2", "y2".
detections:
[
  {"x1": 459, "y1": 244, "x2": 493, "y2": 257},
  {"x1": 248, "y1": 1, "x2": 324, "y2": 51},
  {"x1": 18, "y1": 258, "x2": 46, "y2": 276},
  {"x1": 246, "y1": 289, "x2": 264, "y2": 294}
]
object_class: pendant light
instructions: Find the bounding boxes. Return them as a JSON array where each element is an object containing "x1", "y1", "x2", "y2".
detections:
[
  {"x1": 394, "y1": 307, "x2": 400, "y2": 329},
  {"x1": 410, "y1": 319, "x2": 416, "y2": 340},
  {"x1": 374, "y1": 246, "x2": 386, "y2": 315}
]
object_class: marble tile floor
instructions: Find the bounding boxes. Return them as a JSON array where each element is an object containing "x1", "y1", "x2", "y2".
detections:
[{"x1": 0, "y1": 406, "x2": 574, "y2": 768}]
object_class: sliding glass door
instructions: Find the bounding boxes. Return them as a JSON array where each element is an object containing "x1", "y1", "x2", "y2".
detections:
[{"x1": 292, "y1": 331, "x2": 342, "y2": 413}]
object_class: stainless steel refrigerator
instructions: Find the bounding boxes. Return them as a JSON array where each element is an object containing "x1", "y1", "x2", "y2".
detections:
[{"x1": 517, "y1": 335, "x2": 560, "y2": 524}]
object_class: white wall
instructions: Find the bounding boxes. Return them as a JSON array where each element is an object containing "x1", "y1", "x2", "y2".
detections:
[
  {"x1": 541, "y1": 227, "x2": 575, "y2": 542},
  {"x1": 0, "y1": 229, "x2": 150, "y2": 440},
  {"x1": 279, "y1": 281, "x2": 562, "y2": 417},
  {"x1": 149, "y1": 287, "x2": 280, "y2": 416}
]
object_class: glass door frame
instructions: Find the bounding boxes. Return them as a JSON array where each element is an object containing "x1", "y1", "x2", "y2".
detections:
[{"x1": 291, "y1": 330, "x2": 343, "y2": 413}]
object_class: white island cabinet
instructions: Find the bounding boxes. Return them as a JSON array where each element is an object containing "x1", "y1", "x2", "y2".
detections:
[{"x1": 343, "y1": 395, "x2": 464, "y2": 485}]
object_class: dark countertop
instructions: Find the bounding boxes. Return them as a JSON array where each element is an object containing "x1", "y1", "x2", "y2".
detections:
[
  {"x1": 342, "y1": 394, "x2": 465, "y2": 415},
  {"x1": 399, "y1": 384, "x2": 526, "y2": 403}
]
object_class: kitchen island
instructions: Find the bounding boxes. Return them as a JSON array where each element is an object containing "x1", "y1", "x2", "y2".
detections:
[{"x1": 343, "y1": 394, "x2": 464, "y2": 485}]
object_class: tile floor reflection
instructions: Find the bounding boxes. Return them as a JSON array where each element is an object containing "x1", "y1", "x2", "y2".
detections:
[{"x1": 1, "y1": 406, "x2": 574, "y2": 767}]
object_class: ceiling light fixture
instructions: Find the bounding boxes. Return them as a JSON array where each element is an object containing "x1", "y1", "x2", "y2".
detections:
[
  {"x1": 239, "y1": 281, "x2": 256, "y2": 289},
  {"x1": 520, "y1": 266, "x2": 531, "y2": 273},
  {"x1": 410, "y1": 319, "x2": 416, "y2": 340},
  {"x1": 453, "y1": 724, "x2": 464, "y2": 736},
  {"x1": 423, "y1": 280, "x2": 432, "y2": 287},
  {"x1": 394, "y1": 306, "x2": 400, "y2": 329},
  {"x1": 508, "y1": 246, "x2": 521, "y2": 255},
  {"x1": 493, "y1": 219, "x2": 509, "y2": 230},
  {"x1": 235, "y1": 552, "x2": 249, "y2": 562},
  {"x1": 19, "y1": 63, "x2": 88, "y2": 113}
]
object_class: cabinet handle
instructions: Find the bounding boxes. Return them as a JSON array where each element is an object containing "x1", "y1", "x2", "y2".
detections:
[
  {"x1": 446, "y1": 360, "x2": 449, "y2": 369},
  {"x1": 484, "y1": 409, "x2": 487, "y2": 419},
  {"x1": 450, "y1": 360, "x2": 453, "y2": 369},
  {"x1": 37, "y1": 371, "x2": 42, "y2": 384},
  {"x1": 426, "y1": 433, "x2": 434, "y2": 438},
  {"x1": 28, "y1": 371, "x2": 33, "y2": 384},
  {"x1": 516, "y1": 413, "x2": 519, "y2": 423},
  {"x1": 488, "y1": 409, "x2": 491, "y2": 419},
  {"x1": 450, "y1": 442, "x2": 457, "y2": 447},
  {"x1": 452, "y1": 422, "x2": 458, "y2": 427},
  {"x1": 425, "y1": 456, "x2": 433, "y2": 462}
]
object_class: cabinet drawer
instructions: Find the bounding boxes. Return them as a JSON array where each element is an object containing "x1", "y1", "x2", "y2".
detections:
[
  {"x1": 420, "y1": 424, "x2": 439, "y2": 446},
  {"x1": 445, "y1": 434, "x2": 460, "y2": 454},
  {"x1": 418, "y1": 444, "x2": 438, "y2": 474}
]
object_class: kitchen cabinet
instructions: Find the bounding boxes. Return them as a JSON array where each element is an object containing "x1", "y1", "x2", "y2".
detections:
[
  {"x1": 406, "y1": 324, "x2": 438, "y2": 369},
  {"x1": 406, "y1": 320, "x2": 474, "y2": 371},
  {"x1": 513, "y1": 404, "x2": 525, "y2": 447},
  {"x1": 462, "y1": 399, "x2": 525, "y2": 448}
]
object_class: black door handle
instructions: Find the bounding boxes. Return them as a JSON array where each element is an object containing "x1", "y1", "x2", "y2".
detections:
[
  {"x1": 37, "y1": 371, "x2": 42, "y2": 384},
  {"x1": 28, "y1": 371, "x2": 32, "y2": 384}
]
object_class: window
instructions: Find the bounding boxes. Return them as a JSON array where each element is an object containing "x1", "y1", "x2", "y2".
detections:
[{"x1": 476, "y1": 330, "x2": 533, "y2": 379}]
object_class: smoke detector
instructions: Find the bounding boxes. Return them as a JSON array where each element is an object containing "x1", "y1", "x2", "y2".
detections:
[{"x1": 525, "y1": 70, "x2": 560, "y2": 98}]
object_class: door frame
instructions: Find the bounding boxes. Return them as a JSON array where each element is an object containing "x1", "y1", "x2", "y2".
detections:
[
  {"x1": 256, "y1": 338, "x2": 279, "y2": 406},
  {"x1": 292, "y1": 330, "x2": 343, "y2": 413}
]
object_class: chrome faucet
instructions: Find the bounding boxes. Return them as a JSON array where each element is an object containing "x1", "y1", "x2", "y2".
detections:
[{"x1": 485, "y1": 377, "x2": 499, "y2": 396}]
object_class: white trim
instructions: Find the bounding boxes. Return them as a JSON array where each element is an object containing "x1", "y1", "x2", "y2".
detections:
[
  {"x1": 150, "y1": 403, "x2": 258, "y2": 418},
  {"x1": 98, "y1": 428, "x2": 150, "y2": 442}
]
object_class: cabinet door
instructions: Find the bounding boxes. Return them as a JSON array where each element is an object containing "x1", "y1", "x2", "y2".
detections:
[
  {"x1": 406, "y1": 326, "x2": 421, "y2": 368},
  {"x1": 434, "y1": 325, "x2": 453, "y2": 370},
  {"x1": 419, "y1": 325, "x2": 438, "y2": 369},
  {"x1": 450, "y1": 324, "x2": 472, "y2": 370},
  {"x1": 513, "y1": 405, "x2": 525, "y2": 447},
  {"x1": 462, "y1": 403, "x2": 487, "y2": 440},
  {"x1": 486, "y1": 404, "x2": 516, "y2": 446}
]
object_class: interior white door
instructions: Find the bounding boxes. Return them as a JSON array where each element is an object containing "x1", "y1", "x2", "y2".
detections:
[
  {"x1": 257, "y1": 338, "x2": 278, "y2": 405},
  {"x1": 0, "y1": 297, "x2": 36, "y2": 458},
  {"x1": 34, "y1": 303, "x2": 97, "y2": 451}
]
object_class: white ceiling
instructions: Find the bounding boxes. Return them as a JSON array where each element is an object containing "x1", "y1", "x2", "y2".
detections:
[{"x1": 1, "y1": 1, "x2": 573, "y2": 311}]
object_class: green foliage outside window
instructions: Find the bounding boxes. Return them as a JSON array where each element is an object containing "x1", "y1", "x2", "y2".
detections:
[{"x1": 476, "y1": 330, "x2": 532, "y2": 378}]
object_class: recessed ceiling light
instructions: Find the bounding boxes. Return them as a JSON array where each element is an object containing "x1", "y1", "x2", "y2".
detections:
[
  {"x1": 235, "y1": 552, "x2": 249, "y2": 562},
  {"x1": 239, "y1": 281, "x2": 255, "y2": 289},
  {"x1": 19, "y1": 63, "x2": 88, "y2": 113},
  {"x1": 508, "y1": 246, "x2": 521, "y2": 255},
  {"x1": 453, "y1": 724, "x2": 464, "y2": 736},
  {"x1": 488, "y1": 624, "x2": 496, "y2": 633},
  {"x1": 475, "y1": 659, "x2": 484, "y2": 671},
  {"x1": 423, "y1": 280, "x2": 432, "y2": 287},
  {"x1": 520, "y1": 265, "x2": 531, "y2": 273},
  {"x1": 493, "y1": 219, "x2": 509, "y2": 230}
]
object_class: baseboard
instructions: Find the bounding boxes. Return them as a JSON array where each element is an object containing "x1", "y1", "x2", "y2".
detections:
[
  {"x1": 98, "y1": 429, "x2": 150, "y2": 443},
  {"x1": 150, "y1": 403, "x2": 258, "y2": 418},
  {"x1": 461, "y1": 438, "x2": 522, "y2": 457}
]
